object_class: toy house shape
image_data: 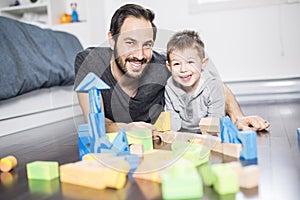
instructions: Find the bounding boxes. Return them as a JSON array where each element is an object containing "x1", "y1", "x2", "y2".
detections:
[{"x1": 75, "y1": 72, "x2": 111, "y2": 153}]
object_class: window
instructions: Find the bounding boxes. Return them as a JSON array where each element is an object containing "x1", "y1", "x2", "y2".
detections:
[{"x1": 189, "y1": 0, "x2": 298, "y2": 13}]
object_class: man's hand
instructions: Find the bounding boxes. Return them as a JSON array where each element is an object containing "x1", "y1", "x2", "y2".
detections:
[{"x1": 235, "y1": 115, "x2": 270, "y2": 131}]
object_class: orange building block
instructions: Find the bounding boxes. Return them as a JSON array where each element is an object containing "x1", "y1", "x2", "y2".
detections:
[{"x1": 0, "y1": 155, "x2": 17, "y2": 172}]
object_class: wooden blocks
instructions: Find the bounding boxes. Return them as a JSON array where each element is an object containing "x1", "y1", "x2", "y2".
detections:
[
  {"x1": 154, "y1": 111, "x2": 171, "y2": 132},
  {"x1": 239, "y1": 165, "x2": 260, "y2": 188},
  {"x1": 222, "y1": 143, "x2": 242, "y2": 158},
  {"x1": 199, "y1": 117, "x2": 220, "y2": 136},
  {"x1": 129, "y1": 144, "x2": 144, "y2": 158},
  {"x1": 228, "y1": 162, "x2": 259, "y2": 189},
  {"x1": 60, "y1": 160, "x2": 127, "y2": 190},
  {"x1": 0, "y1": 155, "x2": 17, "y2": 172},
  {"x1": 26, "y1": 161, "x2": 59, "y2": 180}
]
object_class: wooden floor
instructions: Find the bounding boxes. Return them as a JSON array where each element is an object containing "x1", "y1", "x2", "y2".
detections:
[{"x1": 0, "y1": 99, "x2": 299, "y2": 200}]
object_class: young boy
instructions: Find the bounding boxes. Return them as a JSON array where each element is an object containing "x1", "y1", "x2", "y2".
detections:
[{"x1": 165, "y1": 30, "x2": 225, "y2": 133}]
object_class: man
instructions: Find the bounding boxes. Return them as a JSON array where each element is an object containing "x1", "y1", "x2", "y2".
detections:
[{"x1": 74, "y1": 4, "x2": 270, "y2": 132}]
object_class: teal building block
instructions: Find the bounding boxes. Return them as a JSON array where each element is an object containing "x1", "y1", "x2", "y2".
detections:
[
  {"x1": 171, "y1": 141, "x2": 210, "y2": 167},
  {"x1": 211, "y1": 163, "x2": 239, "y2": 195},
  {"x1": 161, "y1": 161, "x2": 203, "y2": 199},
  {"x1": 198, "y1": 163, "x2": 215, "y2": 186},
  {"x1": 238, "y1": 130, "x2": 257, "y2": 160},
  {"x1": 26, "y1": 161, "x2": 59, "y2": 180}
]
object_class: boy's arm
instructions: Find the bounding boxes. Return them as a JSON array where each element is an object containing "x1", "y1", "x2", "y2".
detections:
[{"x1": 223, "y1": 84, "x2": 270, "y2": 131}]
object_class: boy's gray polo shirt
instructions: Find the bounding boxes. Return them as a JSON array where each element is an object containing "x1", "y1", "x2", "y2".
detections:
[{"x1": 165, "y1": 68, "x2": 225, "y2": 133}]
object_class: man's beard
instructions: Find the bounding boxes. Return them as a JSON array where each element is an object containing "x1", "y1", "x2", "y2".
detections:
[{"x1": 114, "y1": 50, "x2": 148, "y2": 79}]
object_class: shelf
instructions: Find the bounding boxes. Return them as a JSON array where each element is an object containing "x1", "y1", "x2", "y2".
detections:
[{"x1": 0, "y1": 3, "x2": 48, "y2": 15}]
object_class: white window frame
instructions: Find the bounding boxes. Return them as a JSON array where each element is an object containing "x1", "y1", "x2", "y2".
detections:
[{"x1": 189, "y1": 0, "x2": 299, "y2": 14}]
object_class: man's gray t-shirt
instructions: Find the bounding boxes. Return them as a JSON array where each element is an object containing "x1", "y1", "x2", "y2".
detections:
[{"x1": 74, "y1": 47, "x2": 170, "y2": 124}]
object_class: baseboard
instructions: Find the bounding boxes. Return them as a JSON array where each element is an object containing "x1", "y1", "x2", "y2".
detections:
[{"x1": 225, "y1": 77, "x2": 300, "y2": 104}]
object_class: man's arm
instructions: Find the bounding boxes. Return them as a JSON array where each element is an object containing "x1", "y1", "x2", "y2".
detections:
[
  {"x1": 77, "y1": 93, "x2": 156, "y2": 133},
  {"x1": 223, "y1": 84, "x2": 270, "y2": 131}
]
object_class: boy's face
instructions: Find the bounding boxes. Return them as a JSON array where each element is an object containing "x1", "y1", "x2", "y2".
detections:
[
  {"x1": 167, "y1": 48, "x2": 207, "y2": 93},
  {"x1": 112, "y1": 16, "x2": 154, "y2": 79}
]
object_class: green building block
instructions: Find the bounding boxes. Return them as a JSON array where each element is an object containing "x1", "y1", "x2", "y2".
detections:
[
  {"x1": 28, "y1": 178, "x2": 60, "y2": 195},
  {"x1": 161, "y1": 160, "x2": 203, "y2": 199},
  {"x1": 198, "y1": 163, "x2": 215, "y2": 186},
  {"x1": 107, "y1": 129, "x2": 153, "y2": 151},
  {"x1": 211, "y1": 163, "x2": 239, "y2": 195},
  {"x1": 26, "y1": 161, "x2": 59, "y2": 180},
  {"x1": 171, "y1": 141, "x2": 210, "y2": 167}
]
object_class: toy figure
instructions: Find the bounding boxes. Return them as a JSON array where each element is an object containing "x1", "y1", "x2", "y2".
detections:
[{"x1": 70, "y1": 2, "x2": 79, "y2": 22}]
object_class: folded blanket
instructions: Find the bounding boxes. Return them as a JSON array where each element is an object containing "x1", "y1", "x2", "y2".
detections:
[{"x1": 0, "y1": 16, "x2": 83, "y2": 100}]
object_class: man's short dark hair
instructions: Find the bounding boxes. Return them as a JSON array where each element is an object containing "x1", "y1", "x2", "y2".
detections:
[{"x1": 109, "y1": 4, "x2": 157, "y2": 41}]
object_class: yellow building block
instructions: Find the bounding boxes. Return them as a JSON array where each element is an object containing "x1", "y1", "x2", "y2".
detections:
[
  {"x1": 154, "y1": 111, "x2": 171, "y2": 132},
  {"x1": 82, "y1": 153, "x2": 130, "y2": 172},
  {"x1": 60, "y1": 160, "x2": 128, "y2": 190}
]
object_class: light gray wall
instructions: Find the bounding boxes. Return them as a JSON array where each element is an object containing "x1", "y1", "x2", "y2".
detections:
[{"x1": 87, "y1": 0, "x2": 300, "y2": 81}]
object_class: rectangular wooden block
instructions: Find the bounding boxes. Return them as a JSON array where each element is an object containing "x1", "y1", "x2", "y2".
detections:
[
  {"x1": 239, "y1": 165, "x2": 260, "y2": 189},
  {"x1": 129, "y1": 144, "x2": 144, "y2": 157},
  {"x1": 199, "y1": 117, "x2": 220, "y2": 136},
  {"x1": 26, "y1": 161, "x2": 59, "y2": 180},
  {"x1": 222, "y1": 143, "x2": 242, "y2": 158},
  {"x1": 60, "y1": 160, "x2": 127, "y2": 190}
]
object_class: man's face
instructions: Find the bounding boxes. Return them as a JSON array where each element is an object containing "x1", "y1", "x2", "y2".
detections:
[{"x1": 114, "y1": 16, "x2": 154, "y2": 79}]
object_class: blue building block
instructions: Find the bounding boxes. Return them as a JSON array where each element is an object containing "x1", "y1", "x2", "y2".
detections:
[
  {"x1": 111, "y1": 128, "x2": 130, "y2": 156},
  {"x1": 297, "y1": 128, "x2": 300, "y2": 143},
  {"x1": 75, "y1": 72, "x2": 110, "y2": 92},
  {"x1": 78, "y1": 124, "x2": 90, "y2": 160},
  {"x1": 220, "y1": 116, "x2": 240, "y2": 144},
  {"x1": 238, "y1": 130, "x2": 257, "y2": 160},
  {"x1": 125, "y1": 154, "x2": 140, "y2": 172},
  {"x1": 88, "y1": 112, "x2": 106, "y2": 148}
]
